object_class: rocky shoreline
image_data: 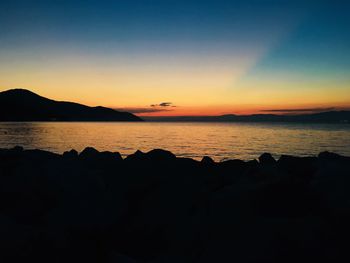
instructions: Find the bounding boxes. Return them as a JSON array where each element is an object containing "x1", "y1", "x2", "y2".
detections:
[{"x1": 1, "y1": 146, "x2": 350, "y2": 262}]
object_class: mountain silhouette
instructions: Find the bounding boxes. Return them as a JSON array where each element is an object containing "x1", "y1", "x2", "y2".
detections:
[
  {"x1": 144, "y1": 112, "x2": 350, "y2": 123},
  {"x1": 0, "y1": 89, "x2": 143, "y2": 121}
]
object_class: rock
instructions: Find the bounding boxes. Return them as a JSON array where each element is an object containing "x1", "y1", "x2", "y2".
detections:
[
  {"x1": 125, "y1": 150, "x2": 146, "y2": 162},
  {"x1": 246, "y1": 159, "x2": 259, "y2": 170},
  {"x1": 278, "y1": 155, "x2": 317, "y2": 179},
  {"x1": 259, "y1": 152, "x2": 276, "y2": 165},
  {"x1": 108, "y1": 252, "x2": 139, "y2": 263},
  {"x1": 146, "y1": 149, "x2": 176, "y2": 162},
  {"x1": 78, "y1": 148, "x2": 123, "y2": 169},
  {"x1": 101, "y1": 151, "x2": 123, "y2": 161},
  {"x1": 79, "y1": 147, "x2": 100, "y2": 159},
  {"x1": 218, "y1": 159, "x2": 247, "y2": 173},
  {"x1": 201, "y1": 156, "x2": 215, "y2": 165},
  {"x1": 3, "y1": 145, "x2": 24, "y2": 158},
  {"x1": 12, "y1": 145, "x2": 24, "y2": 153},
  {"x1": 0, "y1": 147, "x2": 349, "y2": 262},
  {"x1": 63, "y1": 149, "x2": 78, "y2": 159},
  {"x1": 318, "y1": 151, "x2": 350, "y2": 162},
  {"x1": 23, "y1": 149, "x2": 60, "y2": 160}
]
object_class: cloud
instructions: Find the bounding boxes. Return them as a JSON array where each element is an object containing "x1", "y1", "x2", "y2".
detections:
[
  {"x1": 116, "y1": 102, "x2": 177, "y2": 114},
  {"x1": 151, "y1": 102, "x2": 174, "y2": 107},
  {"x1": 261, "y1": 107, "x2": 336, "y2": 113}
]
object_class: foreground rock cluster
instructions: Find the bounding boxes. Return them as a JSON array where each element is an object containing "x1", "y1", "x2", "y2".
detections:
[{"x1": 0, "y1": 146, "x2": 350, "y2": 263}]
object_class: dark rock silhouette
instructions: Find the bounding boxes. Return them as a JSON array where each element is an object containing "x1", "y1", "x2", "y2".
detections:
[
  {"x1": 0, "y1": 89, "x2": 142, "y2": 121},
  {"x1": 0, "y1": 147, "x2": 350, "y2": 262},
  {"x1": 63, "y1": 149, "x2": 79, "y2": 159},
  {"x1": 145, "y1": 149, "x2": 177, "y2": 162},
  {"x1": 80, "y1": 146, "x2": 101, "y2": 159},
  {"x1": 201, "y1": 156, "x2": 215, "y2": 164},
  {"x1": 258, "y1": 152, "x2": 276, "y2": 165}
]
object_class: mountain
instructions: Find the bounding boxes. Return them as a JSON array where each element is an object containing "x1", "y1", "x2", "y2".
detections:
[
  {"x1": 144, "y1": 111, "x2": 350, "y2": 123},
  {"x1": 0, "y1": 89, "x2": 143, "y2": 121}
]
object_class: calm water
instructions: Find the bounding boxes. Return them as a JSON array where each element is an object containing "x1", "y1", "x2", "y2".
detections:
[{"x1": 0, "y1": 122, "x2": 349, "y2": 161}]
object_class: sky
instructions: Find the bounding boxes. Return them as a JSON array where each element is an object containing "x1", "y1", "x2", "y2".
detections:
[{"x1": 0, "y1": 0, "x2": 349, "y2": 116}]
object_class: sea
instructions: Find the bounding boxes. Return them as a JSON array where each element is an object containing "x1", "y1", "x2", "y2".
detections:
[{"x1": 0, "y1": 122, "x2": 349, "y2": 161}]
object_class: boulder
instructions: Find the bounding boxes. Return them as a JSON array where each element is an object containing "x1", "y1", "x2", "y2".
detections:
[
  {"x1": 201, "y1": 156, "x2": 215, "y2": 165},
  {"x1": 124, "y1": 150, "x2": 146, "y2": 162},
  {"x1": 318, "y1": 151, "x2": 350, "y2": 163},
  {"x1": 0, "y1": 147, "x2": 349, "y2": 262},
  {"x1": 12, "y1": 145, "x2": 24, "y2": 153},
  {"x1": 146, "y1": 149, "x2": 176, "y2": 162},
  {"x1": 259, "y1": 153, "x2": 276, "y2": 165},
  {"x1": 63, "y1": 149, "x2": 78, "y2": 159},
  {"x1": 278, "y1": 155, "x2": 317, "y2": 179},
  {"x1": 79, "y1": 147, "x2": 100, "y2": 160}
]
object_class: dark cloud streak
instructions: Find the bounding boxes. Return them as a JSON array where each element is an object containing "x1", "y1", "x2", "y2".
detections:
[
  {"x1": 116, "y1": 102, "x2": 177, "y2": 114},
  {"x1": 151, "y1": 102, "x2": 174, "y2": 107}
]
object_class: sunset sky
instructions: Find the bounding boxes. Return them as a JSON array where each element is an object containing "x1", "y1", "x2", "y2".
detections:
[{"x1": 0, "y1": 0, "x2": 349, "y2": 116}]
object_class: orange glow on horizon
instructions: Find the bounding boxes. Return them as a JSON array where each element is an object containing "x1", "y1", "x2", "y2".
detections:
[{"x1": 135, "y1": 102, "x2": 350, "y2": 117}]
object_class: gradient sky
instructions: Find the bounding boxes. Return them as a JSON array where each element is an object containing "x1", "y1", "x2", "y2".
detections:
[{"x1": 0, "y1": 0, "x2": 349, "y2": 116}]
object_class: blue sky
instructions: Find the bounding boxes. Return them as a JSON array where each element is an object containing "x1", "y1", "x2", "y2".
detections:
[{"x1": 0, "y1": 0, "x2": 349, "y2": 115}]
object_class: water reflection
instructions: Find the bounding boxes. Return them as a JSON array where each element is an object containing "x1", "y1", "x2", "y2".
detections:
[
  {"x1": 0, "y1": 122, "x2": 43, "y2": 149},
  {"x1": 0, "y1": 122, "x2": 349, "y2": 161}
]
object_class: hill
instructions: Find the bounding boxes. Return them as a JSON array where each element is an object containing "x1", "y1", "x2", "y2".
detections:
[{"x1": 0, "y1": 89, "x2": 142, "y2": 121}]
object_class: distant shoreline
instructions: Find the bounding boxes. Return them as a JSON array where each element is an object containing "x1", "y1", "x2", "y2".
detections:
[
  {"x1": 142, "y1": 111, "x2": 350, "y2": 123},
  {"x1": 1, "y1": 118, "x2": 349, "y2": 124}
]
